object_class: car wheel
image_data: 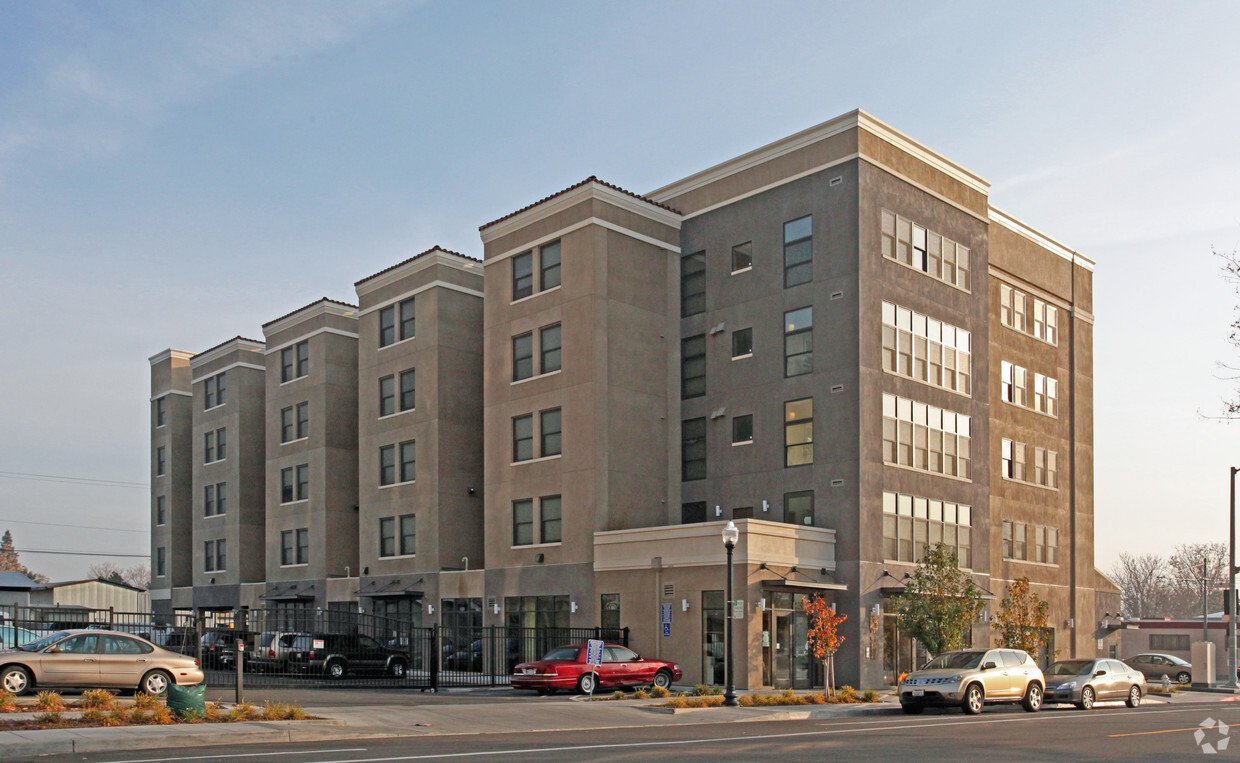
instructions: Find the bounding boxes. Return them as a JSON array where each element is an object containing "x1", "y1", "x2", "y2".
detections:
[
  {"x1": 652, "y1": 669, "x2": 672, "y2": 690},
  {"x1": 962, "y1": 683, "x2": 984, "y2": 715},
  {"x1": 389, "y1": 659, "x2": 407, "y2": 678},
  {"x1": 1176, "y1": 671, "x2": 1191, "y2": 684},
  {"x1": 1076, "y1": 686, "x2": 1095, "y2": 710},
  {"x1": 141, "y1": 669, "x2": 172, "y2": 696},
  {"x1": 1126, "y1": 685, "x2": 1142, "y2": 708},
  {"x1": 1022, "y1": 682, "x2": 1043, "y2": 712},
  {"x1": 901, "y1": 702, "x2": 924, "y2": 715},
  {"x1": 325, "y1": 659, "x2": 347, "y2": 679},
  {"x1": 1, "y1": 666, "x2": 32, "y2": 695},
  {"x1": 577, "y1": 672, "x2": 597, "y2": 694}
]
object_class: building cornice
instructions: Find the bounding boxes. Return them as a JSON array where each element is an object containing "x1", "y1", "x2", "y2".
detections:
[
  {"x1": 357, "y1": 280, "x2": 485, "y2": 317},
  {"x1": 190, "y1": 338, "x2": 266, "y2": 369},
  {"x1": 262, "y1": 299, "x2": 358, "y2": 337},
  {"x1": 480, "y1": 178, "x2": 681, "y2": 246},
  {"x1": 148, "y1": 349, "x2": 195, "y2": 366},
  {"x1": 263, "y1": 327, "x2": 359, "y2": 355},
  {"x1": 355, "y1": 247, "x2": 483, "y2": 297},
  {"x1": 988, "y1": 207, "x2": 1095, "y2": 272}
]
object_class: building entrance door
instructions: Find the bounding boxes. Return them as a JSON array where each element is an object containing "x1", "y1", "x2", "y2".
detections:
[
  {"x1": 883, "y1": 613, "x2": 921, "y2": 685},
  {"x1": 763, "y1": 593, "x2": 821, "y2": 689}
]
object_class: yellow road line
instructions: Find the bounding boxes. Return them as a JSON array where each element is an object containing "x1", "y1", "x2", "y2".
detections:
[{"x1": 1108, "y1": 726, "x2": 1213, "y2": 738}]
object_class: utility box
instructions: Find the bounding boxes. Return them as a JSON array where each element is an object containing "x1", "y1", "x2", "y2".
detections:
[{"x1": 1192, "y1": 641, "x2": 1216, "y2": 688}]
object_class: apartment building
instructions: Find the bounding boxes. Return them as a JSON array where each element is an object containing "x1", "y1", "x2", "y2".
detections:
[
  {"x1": 149, "y1": 349, "x2": 194, "y2": 610},
  {"x1": 149, "y1": 109, "x2": 1116, "y2": 688}
]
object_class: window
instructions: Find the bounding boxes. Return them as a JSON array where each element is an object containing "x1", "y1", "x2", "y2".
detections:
[
  {"x1": 379, "y1": 297, "x2": 417, "y2": 348},
  {"x1": 732, "y1": 414, "x2": 753, "y2": 444},
  {"x1": 733, "y1": 506, "x2": 753, "y2": 519},
  {"x1": 1034, "y1": 525, "x2": 1058, "y2": 564},
  {"x1": 281, "y1": 464, "x2": 308, "y2": 503},
  {"x1": 540, "y1": 324, "x2": 561, "y2": 374},
  {"x1": 379, "y1": 305, "x2": 395, "y2": 347},
  {"x1": 881, "y1": 210, "x2": 970, "y2": 290},
  {"x1": 379, "y1": 517, "x2": 396, "y2": 557},
  {"x1": 540, "y1": 495, "x2": 562, "y2": 543},
  {"x1": 400, "y1": 369, "x2": 416, "y2": 411},
  {"x1": 1150, "y1": 634, "x2": 1190, "y2": 652},
  {"x1": 784, "y1": 307, "x2": 812, "y2": 377},
  {"x1": 1000, "y1": 284, "x2": 1057, "y2": 344},
  {"x1": 155, "y1": 398, "x2": 166, "y2": 427},
  {"x1": 399, "y1": 441, "x2": 416, "y2": 483},
  {"x1": 540, "y1": 408, "x2": 562, "y2": 457},
  {"x1": 682, "y1": 335, "x2": 706, "y2": 398},
  {"x1": 399, "y1": 297, "x2": 415, "y2": 341},
  {"x1": 155, "y1": 495, "x2": 166, "y2": 526},
  {"x1": 884, "y1": 492, "x2": 972, "y2": 567},
  {"x1": 784, "y1": 215, "x2": 812, "y2": 287},
  {"x1": 204, "y1": 372, "x2": 226, "y2": 409},
  {"x1": 601, "y1": 593, "x2": 621, "y2": 632},
  {"x1": 281, "y1": 402, "x2": 309, "y2": 442},
  {"x1": 379, "y1": 442, "x2": 416, "y2": 485},
  {"x1": 204, "y1": 539, "x2": 226, "y2": 573},
  {"x1": 732, "y1": 241, "x2": 752, "y2": 272},
  {"x1": 513, "y1": 414, "x2": 533, "y2": 462},
  {"x1": 784, "y1": 398, "x2": 813, "y2": 467},
  {"x1": 1002, "y1": 438, "x2": 1057, "y2": 487},
  {"x1": 681, "y1": 251, "x2": 706, "y2": 317},
  {"x1": 156, "y1": 547, "x2": 166, "y2": 577},
  {"x1": 682, "y1": 501, "x2": 707, "y2": 524},
  {"x1": 513, "y1": 333, "x2": 533, "y2": 381},
  {"x1": 881, "y1": 302, "x2": 971, "y2": 394},
  {"x1": 281, "y1": 405, "x2": 296, "y2": 441},
  {"x1": 681, "y1": 417, "x2": 707, "y2": 481},
  {"x1": 281, "y1": 341, "x2": 309, "y2": 382},
  {"x1": 513, "y1": 500, "x2": 534, "y2": 546},
  {"x1": 204, "y1": 428, "x2": 225, "y2": 463},
  {"x1": 882, "y1": 394, "x2": 971, "y2": 479},
  {"x1": 540, "y1": 240, "x2": 561, "y2": 290},
  {"x1": 732, "y1": 328, "x2": 753, "y2": 358},
  {"x1": 513, "y1": 251, "x2": 534, "y2": 300},
  {"x1": 156, "y1": 446, "x2": 166, "y2": 476},
  {"x1": 281, "y1": 530, "x2": 295, "y2": 566},
  {"x1": 204, "y1": 482, "x2": 226, "y2": 516},
  {"x1": 400, "y1": 514, "x2": 416, "y2": 556},
  {"x1": 785, "y1": 491, "x2": 813, "y2": 526}
]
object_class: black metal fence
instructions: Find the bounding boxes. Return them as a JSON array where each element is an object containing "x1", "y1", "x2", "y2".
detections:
[{"x1": 0, "y1": 605, "x2": 628, "y2": 691}]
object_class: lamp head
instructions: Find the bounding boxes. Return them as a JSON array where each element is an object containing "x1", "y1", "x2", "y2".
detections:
[{"x1": 721, "y1": 520, "x2": 740, "y2": 547}]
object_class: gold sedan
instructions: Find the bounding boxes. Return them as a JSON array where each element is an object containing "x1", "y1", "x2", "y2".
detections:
[{"x1": 0, "y1": 629, "x2": 204, "y2": 695}]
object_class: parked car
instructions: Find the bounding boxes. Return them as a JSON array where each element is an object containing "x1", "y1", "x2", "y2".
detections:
[
  {"x1": 248, "y1": 632, "x2": 306, "y2": 673},
  {"x1": 0, "y1": 625, "x2": 38, "y2": 650},
  {"x1": 898, "y1": 648, "x2": 1045, "y2": 715},
  {"x1": 511, "y1": 643, "x2": 682, "y2": 695},
  {"x1": 1043, "y1": 658, "x2": 1145, "y2": 709},
  {"x1": 444, "y1": 639, "x2": 484, "y2": 672},
  {"x1": 201, "y1": 629, "x2": 255, "y2": 670},
  {"x1": 1124, "y1": 653, "x2": 1192, "y2": 684},
  {"x1": 0, "y1": 629, "x2": 203, "y2": 695},
  {"x1": 286, "y1": 633, "x2": 409, "y2": 678},
  {"x1": 159, "y1": 629, "x2": 199, "y2": 657}
]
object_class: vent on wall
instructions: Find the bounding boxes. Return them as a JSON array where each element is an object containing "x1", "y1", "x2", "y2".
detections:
[
  {"x1": 830, "y1": 291, "x2": 844, "y2": 300},
  {"x1": 663, "y1": 583, "x2": 675, "y2": 597},
  {"x1": 831, "y1": 479, "x2": 845, "y2": 487},
  {"x1": 831, "y1": 384, "x2": 845, "y2": 393},
  {"x1": 829, "y1": 176, "x2": 843, "y2": 187}
]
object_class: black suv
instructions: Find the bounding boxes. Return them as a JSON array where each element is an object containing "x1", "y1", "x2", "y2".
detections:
[{"x1": 287, "y1": 633, "x2": 409, "y2": 678}]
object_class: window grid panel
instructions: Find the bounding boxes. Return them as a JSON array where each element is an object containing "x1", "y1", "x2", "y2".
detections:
[{"x1": 881, "y1": 394, "x2": 971, "y2": 479}]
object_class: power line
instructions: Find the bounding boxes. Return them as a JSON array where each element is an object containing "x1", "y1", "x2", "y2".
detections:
[
  {"x1": 0, "y1": 518, "x2": 148, "y2": 534},
  {"x1": 16, "y1": 548, "x2": 149, "y2": 559},
  {"x1": 0, "y1": 470, "x2": 148, "y2": 489}
]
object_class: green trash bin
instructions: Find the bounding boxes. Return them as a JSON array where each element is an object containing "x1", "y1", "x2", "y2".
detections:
[{"x1": 166, "y1": 683, "x2": 206, "y2": 718}]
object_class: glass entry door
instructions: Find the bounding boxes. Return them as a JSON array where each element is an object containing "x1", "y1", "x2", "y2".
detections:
[{"x1": 763, "y1": 592, "x2": 822, "y2": 690}]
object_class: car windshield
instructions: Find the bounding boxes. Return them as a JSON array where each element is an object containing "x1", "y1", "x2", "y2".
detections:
[
  {"x1": 541, "y1": 646, "x2": 580, "y2": 661},
  {"x1": 22, "y1": 631, "x2": 71, "y2": 652},
  {"x1": 921, "y1": 651, "x2": 985, "y2": 670},
  {"x1": 1167, "y1": 655, "x2": 1190, "y2": 666},
  {"x1": 1046, "y1": 660, "x2": 1094, "y2": 676}
]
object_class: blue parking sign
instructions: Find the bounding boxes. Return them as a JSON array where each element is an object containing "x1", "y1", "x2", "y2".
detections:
[{"x1": 661, "y1": 603, "x2": 672, "y2": 637}]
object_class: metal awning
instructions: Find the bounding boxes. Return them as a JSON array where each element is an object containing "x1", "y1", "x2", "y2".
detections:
[
  {"x1": 260, "y1": 582, "x2": 316, "y2": 601},
  {"x1": 355, "y1": 577, "x2": 423, "y2": 598},
  {"x1": 761, "y1": 580, "x2": 848, "y2": 592}
]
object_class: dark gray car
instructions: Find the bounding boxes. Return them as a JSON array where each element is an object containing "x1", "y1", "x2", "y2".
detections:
[
  {"x1": 1043, "y1": 658, "x2": 1145, "y2": 709},
  {"x1": 1124, "y1": 653, "x2": 1192, "y2": 684}
]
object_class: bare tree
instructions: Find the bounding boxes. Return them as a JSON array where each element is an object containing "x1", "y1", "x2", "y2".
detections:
[
  {"x1": 1214, "y1": 246, "x2": 1240, "y2": 415},
  {"x1": 1110, "y1": 552, "x2": 1176, "y2": 618},
  {"x1": 88, "y1": 561, "x2": 152, "y2": 591},
  {"x1": 1166, "y1": 542, "x2": 1229, "y2": 619}
]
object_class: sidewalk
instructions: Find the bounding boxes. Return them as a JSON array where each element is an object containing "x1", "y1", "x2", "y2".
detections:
[{"x1": 2, "y1": 688, "x2": 1236, "y2": 759}]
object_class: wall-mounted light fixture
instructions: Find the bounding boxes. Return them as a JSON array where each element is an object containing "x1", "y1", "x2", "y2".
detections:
[
  {"x1": 571, "y1": 601, "x2": 579, "y2": 613},
  {"x1": 715, "y1": 505, "x2": 722, "y2": 517},
  {"x1": 427, "y1": 603, "x2": 435, "y2": 615},
  {"x1": 682, "y1": 599, "x2": 690, "y2": 612},
  {"x1": 762, "y1": 500, "x2": 769, "y2": 512}
]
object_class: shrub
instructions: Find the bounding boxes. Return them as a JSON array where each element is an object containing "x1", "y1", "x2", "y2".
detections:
[
  {"x1": 77, "y1": 689, "x2": 117, "y2": 710},
  {"x1": 228, "y1": 701, "x2": 256, "y2": 722},
  {"x1": 649, "y1": 685, "x2": 670, "y2": 699},
  {"x1": 151, "y1": 705, "x2": 176, "y2": 725},
  {"x1": 692, "y1": 684, "x2": 721, "y2": 696},
  {"x1": 178, "y1": 708, "x2": 206, "y2": 723},
  {"x1": 836, "y1": 686, "x2": 860, "y2": 703},
  {"x1": 611, "y1": 691, "x2": 626, "y2": 701},
  {"x1": 105, "y1": 708, "x2": 130, "y2": 726},
  {"x1": 80, "y1": 708, "x2": 106, "y2": 724},
  {"x1": 862, "y1": 689, "x2": 881, "y2": 703},
  {"x1": 128, "y1": 708, "x2": 149, "y2": 724},
  {"x1": 133, "y1": 692, "x2": 161, "y2": 710},
  {"x1": 33, "y1": 711, "x2": 63, "y2": 725},
  {"x1": 260, "y1": 702, "x2": 306, "y2": 721},
  {"x1": 35, "y1": 691, "x2": 65, "y2": 711},
  {"x1": 204, "y1": 701, "x2": 225, "y2": 722},
  {"x1": 0, "y1": 689, "x2": 16, "y2": 713}
]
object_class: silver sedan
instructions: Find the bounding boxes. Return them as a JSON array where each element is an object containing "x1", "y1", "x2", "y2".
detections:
[
  {"x1": 0, "y1": 629, "x2": 204, "y2": 695},
  {"x1": 1043, "y1": 658, "x2": 1145, "y2": 709}
]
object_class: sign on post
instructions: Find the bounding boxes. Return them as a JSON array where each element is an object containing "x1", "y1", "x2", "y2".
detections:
[
  {"x1": 661, "y1": 603, "x2": 672, "y2": 637},
  {"x1": 732, "y1": 600, "x2": 744, "y2": 620},
  {"x1": 585, "y1": 639, "x2": 605, "y2": 697}
]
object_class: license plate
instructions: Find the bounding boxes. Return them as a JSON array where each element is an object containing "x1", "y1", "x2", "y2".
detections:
[
  {"x1": 910, "y1": 689, "x2": 925, "y2": 697},
  {"x1": 524, "y1": 669, "x2": 536, "y2": 675}
]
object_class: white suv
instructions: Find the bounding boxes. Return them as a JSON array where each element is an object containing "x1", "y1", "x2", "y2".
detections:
[{"x1": 899, "y1": 648, "x2": 1045, "y2": 715}]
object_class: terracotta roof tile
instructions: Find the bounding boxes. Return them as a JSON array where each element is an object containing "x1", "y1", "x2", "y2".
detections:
[
  {"x1": 479, "y1": 176, "x2": 681, "y2": 232},
  {"x1": 355, "y1": 245, "x2": 481, "y2": 287},
  {"x1": 262, "y1": 297, "x2": 359, "y2": 329}
]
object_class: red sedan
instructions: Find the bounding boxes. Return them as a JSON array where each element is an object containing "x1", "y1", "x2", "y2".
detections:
[{"x1": 511, "y1": 643, "x2": 682, "y2": 695}]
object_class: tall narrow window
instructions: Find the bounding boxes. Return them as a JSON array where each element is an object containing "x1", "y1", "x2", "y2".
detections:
[
  {"x1": 296, "y1": 401, "x2": 308, "y2": 438},
  {"x1": 296, "y1": 464, "x2": 308, "y2": 500},
  {"x1": 281, "y1": 406, "x2": 296, "y2": 441},
  {"x1": 681, "y1": 335, "x2": 706, "y2": 398},
  {"x1": 379, "y1": 517, "x2": 396, "y2": 557},
  {"x1": 513, "y1": 500, "x2": 534, "y2": 546},
  {"x1": 784, "y1": 398, "x2": 813, "y2": 467},
  {"x1": 399, "y1": 514, "x2": 416, "y2": 556},
  {"x1": 513, "y1": 251, "x2": 533, "y2": 300},
  {"x1": 399, "y1": 440, "x2": 416, "y2": 483},
  {"x1": 156, "y1": 495, "x2": 166, "y2": 526},
  {"x1": 540, "y1": 240, "x2": 561, "y2": 290},
  {"x1": 540, "y1": 495, "x2": 562, "y2": 543},
  {"x1": 399, "y1": 297, "x2": 416, "y2": 340},
  {"x1": 394, "y1": 369, "x2": 413, "y2": 411},
  {"x1": 155, "y1": 398, "x2": 166, "y2": 427},
  {"x1": 281, "y1": 530, "x2": 294, "y2": 565},
  {"x1": 513, "y1": 414, "x2": 533, "y2": 462},
  {"x1": 784, "y1": 307, "x2": 813, "y2": 377},
  {"x1": 681, "y1": 417, "x2": 707, "y2": 481},
  {"x1": 540, "y1": 324, "x2": 561, "y2": 373},
  {"x1": 156, "y1": 547, "x2": 166, "y2": 577},
  {"x1": 784, "y1": 215, "x2": 812, "y2": 287},
  {"x1": 513, "y1": 333, "x2": 533, "y2": 381},
  {"x1": 380, "y1": 445, "x2": 396, "y2": 485},
  {"x1": 296, "y1": 528, "x2": 309, "y2": 564},
  {"x1": 204, "y1": 484, "x2": 216, "y2": 517},
  {"x1": 379, "y1": 305, "x2": 395, "y2": 347},
  {"x1": 732, "y1": 241, "x2": 752, "y2": 272},
  {"x1": 281, "y1": 467, "x2": 294, "y2": 502},
  {"x1": 156, "y1": 446, "x2": 165, "y2": 476},
  {"x1": 681, "y1": 251, "x2": 705, "y2": 317},
  {"x1": 380, "y1": 376, "x2": 396, "y2": 416},
  {"x1": 540, "y1": 408, "x2": 562, "y2": 457}
]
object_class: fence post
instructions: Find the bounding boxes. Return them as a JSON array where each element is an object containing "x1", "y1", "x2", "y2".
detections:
[
  {"x1": 431, "y1": 624, "x2": 439, "y2": 693},
  {"x1": 195, "y1": 611, "x2": 206, "y2": 671},
  {"x1": 622, "y1": 626, "x2": 630, "y2": 647}
]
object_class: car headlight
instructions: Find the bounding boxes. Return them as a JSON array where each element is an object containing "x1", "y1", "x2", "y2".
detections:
[
  {"x1": 1060, "y1": 680, "x2": 1077, "y2": 690},
  {"x1": 947, "y1": 674, "x2": 963, "y2": 683}
]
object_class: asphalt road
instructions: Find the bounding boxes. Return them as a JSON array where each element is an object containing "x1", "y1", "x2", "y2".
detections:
[{"x1": 37, "y1": 701, "x2": 1240, "y2": 762}]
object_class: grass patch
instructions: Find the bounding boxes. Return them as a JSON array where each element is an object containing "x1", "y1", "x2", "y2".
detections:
[{"x1": 658, "y1": 686, "x2": 881, "y2": 709}]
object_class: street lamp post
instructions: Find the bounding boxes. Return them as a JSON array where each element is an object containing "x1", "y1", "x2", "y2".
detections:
[{"x1": 722, "y1": 520, "x2": 740, "y2": 707}]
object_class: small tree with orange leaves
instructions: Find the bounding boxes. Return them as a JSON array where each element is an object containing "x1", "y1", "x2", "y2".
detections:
[{"x1": 802, "y1": 594, "x2": 847, "y2": 696}]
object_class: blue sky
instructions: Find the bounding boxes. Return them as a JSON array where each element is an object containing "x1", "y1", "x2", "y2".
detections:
[{"x1": 1, "y1": 0, "x2": 1237, "y2": 581}]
